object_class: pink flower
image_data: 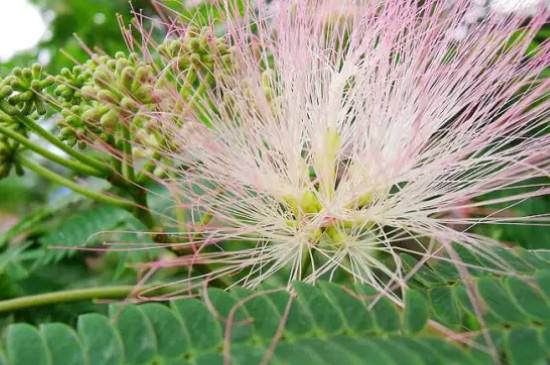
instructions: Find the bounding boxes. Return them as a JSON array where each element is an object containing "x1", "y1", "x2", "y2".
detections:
[{"x1": 135, "y1": 0, "x2": 550, "y2": 300}]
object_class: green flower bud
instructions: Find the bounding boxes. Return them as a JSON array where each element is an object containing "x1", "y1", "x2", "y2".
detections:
[
  {"x1": 76, "y1": 75, "x2": 88, "y2": 84},
  {"x1": 93, "y1": 67, "x2": 110, "y2": 85},
  {"x1": 100, "y1": 110, "x2": 118, "y2": 129},
  {"x1": 116, "y1": 58, "x2": 129, "y2": 71},
  {"x1": 82, "y1": 105, "x2": 109, "y2": 120},
  {"x1": 221, "y1": 54, "x2": 232, "y2": 67},
  {"x1": 189, "y1": 38, "x2": 202, "y2": 53},
  {"x1": 60, "y1": 67, "x2": 71, "y2": 78},
  {"x1": 135, "y1": 66, "x2": 152, "y2": 83},
  {"x1": 65, "y1": 135, "x2": 77, "y2": 147},
  {"x1": 217, "y1": 42, "x2": 229, "y2": 54},
  {"x1": 35, "y1": 100, "x2": 47, "y2": 115},
  {"x1": 128, "y1": 53, "x2": 139, "y2": 63},
  {"x1": 12, "y1": 67, "x2": 23, "y2": 78},
  {"x1": 97, "y1": 89, "x2": 118, "y2": 103},
  {"x1": 22, "y1": 68, "x2": 32, "y2": 80},
  {"x1": 60, "y1": 126, "x2": 73, "y2": 136},
  {"x1": 39, "y1": 75, "x2": 55, "y2": 88},
  {"x1": 0, "y1": 85, "x2": 12, "y2": 99},
  {"x1": 177, "y1": 56, "x2": 191, "y2": 69},
  {"x1": 0, "y1": 102, "x2": 19, "y2": 116},
  {"x1": 65, "y1": 113, "x2": 83, "y2": 127},
  {"x1": 133, "y1": 85, "x2": 154, "y2": 104},
  {"x1": 106, "y1": 59, "x2": 117, "y2": 70},
  {"x1": 31, "y1": 63, "x2": 42, "y2": 79},
  {"x1": 18, "y1": 90, "x2": 35, "y2": 103},
  {"x1": 0, "y1": 112, "x2": 13, "y2": 124},
  {"x1": 120, "y1": 96, "x2": 137, "y2": 110},
  {"x1": 81, "y1": 85, "x2": 97, "y2": 98},
  {"x1": 60, "y1": 88, "x2": 73, "y2": 99},
  {"x1": 10, "y1": 79, "x2": 26, "y2": 92},
  {"x1": 30, "y1": 79, "x2": 40, "y2": 90},
  {"x1": 121, "y1": 67, "x2": 135, "y2": 89},
  {"x1": 201, "y1": 54, "x2": 214, "y2": 64},
  {"x1": 167, "y1": 39, "x2": 181, "y2": 55},
  {"x1": 190, "y1": 54, "x2": 202, "y2": 66}
]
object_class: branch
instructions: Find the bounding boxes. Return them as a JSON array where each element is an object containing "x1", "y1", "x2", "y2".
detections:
[
  {"x1": 0, "y1": 124, "x2": 104, "y2": 177},
  {"x1": 19, "y1": 156, "x2": 134, "y2": 210},
  {"x1": 0, "y1": 286, "x2": 137, "y2": 313},
  {"x1": 0, "y1": 101, "x2": 112, "y2": 174}
]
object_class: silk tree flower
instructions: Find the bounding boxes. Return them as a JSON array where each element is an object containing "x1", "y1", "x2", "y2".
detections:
[
  {"x1": 131, "y1": 0, "x2": 550, "y2": 300},
  {"x1": 490, "y1": 0, "x2": 550, "y2": 13}
]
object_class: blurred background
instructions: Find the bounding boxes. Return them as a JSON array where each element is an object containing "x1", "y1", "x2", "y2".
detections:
[{"x1": 0, "y1": 0, "x2": 154, "y2": 218}]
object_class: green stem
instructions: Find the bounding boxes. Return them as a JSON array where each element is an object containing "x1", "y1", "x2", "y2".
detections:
[
  {"x1": 0, "y1": 101, "x2": 111, "y2": 174},
  {"x1": 136, "y1": 150, "x2": 162, "y2": 185},
  {"x1": 180, "y1": 67, "x2": 198, "y2": 99},
  {"x1": 0, "y1": 124, "x2": 104, "y2": 177},
  {"x1": 121, "y1": 123, "x2": 135, "y2": 181},
  {"x1": 0, "y1": 286, "x2": 137, "y2": 313},
  {"x1": 132, "y1": 190, "x2": 159, "y2": 234},
  {"x1": 182, "y1": 74, "x2": 214, "y2": 119},
  {"x1": 19, "y1": 157, "x2": 133, "y2": 210}
]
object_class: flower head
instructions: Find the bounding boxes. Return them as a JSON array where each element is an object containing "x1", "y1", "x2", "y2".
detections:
[{"x1": 131, "y1": 0, "x2": 550, "y2": 299}]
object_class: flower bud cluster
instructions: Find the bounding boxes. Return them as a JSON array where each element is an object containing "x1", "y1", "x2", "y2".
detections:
[
  {"x1": 0, "y1": 64, "x2": 54, "y2": 118},
  {"x1": 54, "y1": 52, "x2": 159, "y2": 148},
  {"x1": 156, "y1": 26, "x2": 233, "y2": 119},
  {"x1": 0, "y1": 78, "x2": 25, "y2": 178},
  {"x1": 0, "y1": 28, "x2": 236, "y2": 176},
  {"x1": 0, "y1": 72, "x2": 44, "y2": 178},
  {"x1": 157, "y1": 26, "x2": 232, "y2": 76},
  {"x1": 0, "y1": 133, "x2": 24, "y2": 178}
]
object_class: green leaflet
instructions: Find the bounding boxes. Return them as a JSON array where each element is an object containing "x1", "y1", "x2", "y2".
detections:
[
  {"x1": 1, "y1": 246, "x2": 550, "y2": 364},
  {"x1": 77, "y1": 313, "x2": 124, "y2": 365},
  {"x1": 404, "y1": 290, "x2": 428, "y2": 335},
  {"x1": 38, "y1": 205, "x2": 131, "y2": 265},
  {"x1": 108, "y1": 305, "x2": 157, "y2": 365},
  {"x1": 40, "y1": 323, "x2": 86, "y2": 365},
  {"x1": 6, "y1": 324, "x2": 51, "y2": 365},
  {"x1": 0, "y1": 281, "x2": 481, "y2": 365}
]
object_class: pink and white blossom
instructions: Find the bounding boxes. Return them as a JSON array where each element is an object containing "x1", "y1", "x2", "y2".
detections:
[{"x1": 128, "y1": 0, "x2": 550, "y2": 301}]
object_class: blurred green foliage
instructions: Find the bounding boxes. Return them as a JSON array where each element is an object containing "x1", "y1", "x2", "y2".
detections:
[
  {"x1": 0, "y1": 0, "x2": 154, "y2": 75},
  {"x1": 0, "y1": 0, "x2": 154, "y2": 217}
]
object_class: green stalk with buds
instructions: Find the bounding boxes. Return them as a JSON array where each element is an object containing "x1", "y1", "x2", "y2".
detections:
[{"x1": 0, "y1": 26, "x2": 232, "y2": 248}]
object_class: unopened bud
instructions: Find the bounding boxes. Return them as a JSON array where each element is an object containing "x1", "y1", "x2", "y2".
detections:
[
  {"x1": 97, "y1": 89, "x2": 118, "y2": 103},
  {"x1": 31, "y1": 63, "x2": 42, "y2": 79},
  {"x1": 189, "y1": 38, "x2": 202, "y2": 53},
  {"x1": 35, "y1": 100, "x2": 47, "y2": 115},
  {"x1": 81, "y1": 86, "x2": 97, "y2": 98},
  {"x1": 120, "y1": 96, "x2": 137, "y2": 110},
  {"x1": 0, "y1": 86, "x2": 12, "y2": 99},
  {"x1": 134, "y1": 85, "x2": 154, "y2": 104},
  {"x1": 22, "y1": 68, "x2": 32, "y2": 80},
  {"x1": 82, "y1": 105, "x2": 107, "y2": 121},
  {"x1": 177, "y1": 56, "x2": 190, "y2": 69},
  {"x1": 100, "y1": 110, "x2": 118, "y2": 129},
  {"x1": 121, "y1": 67, "x2": 135, "y2": 89},
  {"x1": 39, "y1": 76, "x2": 55, "y2": 88}
]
